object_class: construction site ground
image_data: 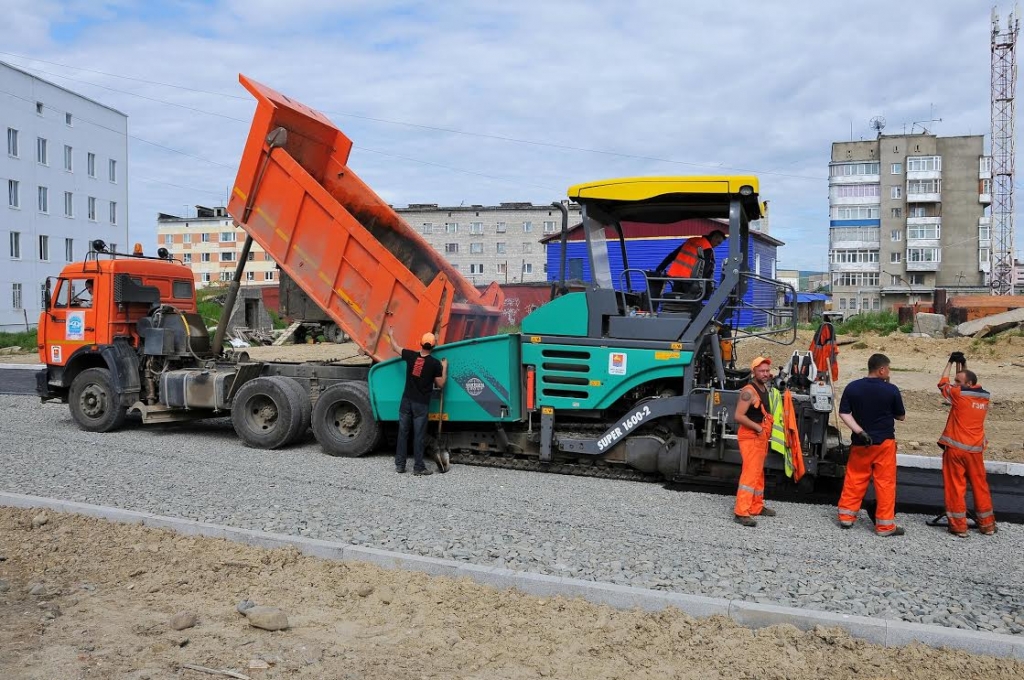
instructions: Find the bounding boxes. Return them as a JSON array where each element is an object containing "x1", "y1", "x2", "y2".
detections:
[{"x1": 2, "y1": 506, "x2": 1023, "y2": 680}]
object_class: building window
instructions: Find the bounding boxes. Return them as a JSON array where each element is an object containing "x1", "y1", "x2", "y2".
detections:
[
  {"x1": 220, "y1": 251, "x2": 236, "y2": 262},
  {"x1": 523, "y1": 263, "x2": 534, "y2": 274},
  {"x1": 87, "y1": 197, "x2": 97, "y2": 221},
  {"x1": 8, "y1": 179, "x2": 19, "y2": 208},
  {"x1": 907, "y1": 247, "x2": 940, "y2": 263},
  {"x1": 907, "y1": 223, "x2": 940, "y2": 240},
  {"x1": 445, "y1": 243, "x2": 458, "y2": 253},
  {"x1": 543, "y1": 220, "x2": 556, "y2": 234},
  {"x1": 909, "y1": 274, "x2": 925, "y2": 285},
  {"x1": 891, "y1": 163, "x2": 902, "y2": 174},
  {"x1": 38, "y1": 234, "x2": 49, "y2": 261},
  {"x1": 183, "y1": 233, "x2": 192, "y2": 244},
  {"x1": 982, "y1": 178, "x2": 992, "y2": 194},
  {"x1": 839, "y1": 298, "x2": 846, "y2": 310},
  {"x1": 891, "y1": 208, "x2": 902, "y2": 218},
  {"x1": 109, "y1": 201, "x2": 117, "y2": 225},
  {"x1": 979, "y1": 223, "x2": 991, "y2": 241},
  {"x1": 12, "y1": 283, "x2": 22, "y2": 309},
  {"x1": 247, "y1": 252, "x2": 255, "y2": 261},
  {"x1": 64, "y1": 191, "x2": 73, "y2": 217},
  {"x1": 445, "y1": 222, "x2": 458, "y2": 234},
  {"x1": 496, "y1": 222, "x2": 507, "y2": 233},
  {"x1": 65, "y1": 112, "x2": 73, "y2": 126},
  {"x1": 421, "y1": 222, "x2": 433, "y2": 234},
  {"x1": 890, "y1": 275, "x2": 900, "y2": 286},
  {"x1": 909, "y1": 205, "x2": 928, "y2": 217},
  {"x1": 907, "y1": 179, "x2": 940, "y2": 195},
  {"x1": 496, "y1": 242, "x2": 506, "y2": 254},
  {"x1": 64, "y1": 145, "x2": 73, "y2": 172},
  {"x1": 496, "y1": 263, "x2": 507, "y2": 274},
  {"x1": 109, "y1": 159, "x2": 117, "y2": 183},
  {"x1": 890, "y1": 186, "x2": 901, "y2": 199},
  {"x1": 470, "y1": 242, "x2": 483, "y2": 254},
  {"x1": 265, "y1": 253, "x2": 273, "y2": 262},
  {"x1": 201, "y1": 233, "x2": 210, "y2": 243},
  {"x1": 200, "y1": 253, "x2": 210, "y2": 262},
  {"x1": 907, "y1": 156, "x2": 941, "y2": 172},
  {"x1": 87, "y1": 153, "x2": 96, "y2": 177},
  {"x1": 830, "y1": 249, "x2": 879, "y2": 264},
  {"x1": 832, "y1": 184, "x2": 880, "y2": 199},
  {"x1": 469, "y1": 264, "x2": 484, "y2": 274},
  {"x1": 246, "y1": 271, "x2": 255, "y2": 281},
  {"x1": 183, "y1": 253, "x2": 192, "y2": 264},
  {"x1": 65, "y1": 238, "x2": 74, "y2": 262},
  {"x1": 35, "y1": 101, "x2": 43, "y2": 115},
  {"x1": 831, "y1": 205, "x2": 880, "y2": 220},
  {"x1": 164, "y1": 234, "x2": 173, "y2": 246},
  {"x1": 891, "y1": 230, "x2": 902, "y2": 242},
  {"x1": 830, "y1": 162, "x2": 880, "y2": 177},
  {"x1": 10, "y1": 231, "x2": 21, "y2": 258},
  {"x1": 7, "y1": 127, "x2": 18, "y2": 157},
  {"x1": 264, "y1": 271, "x2": 275, "y2": 281},
  {"x1": 38, "y1": 186, "x2": 48, "y2": 213},
  {"x1": 219, "y1": 272, "x2": 232, "y2": 282},
  {"x1": 201, "y1": 273, "x2": 211, "y2": 283},
  {"x1": 831, "y1": 272, "x2": 880, "y2": 287},
  {"x1": 523, "y1": 221, "x2": 533, "y2": 233},
  {"x1": 220, "y1": 231, "x2": 236, "y2": 242},
  {"x1": 470, "y1": 222, "x2": 483, "y2": 234},
  {"x1": 890, "y1": 252, "x2": 902, "y2": 263},
  {"x1": 979, "y1": 248, "x2": 990, "y2": 264},
  {"x1": 36, "y1": 137, "x2": 48, "y2": 165}
]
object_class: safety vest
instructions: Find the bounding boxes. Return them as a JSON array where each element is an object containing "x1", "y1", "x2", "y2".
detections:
[
  {"x1": 809, "y1": 322, "x2": 839, "y2": 382},
  {"x1": 938, "y1": 377, "x2": 990, "y2": 453},
  {"x1": 767, "y1": 388, "x2": 805, "y2": 481},
  {"x1": 666, "y1": 237, "x2": 709, "y2": 278},
  {"x1": 737, "y1": 383, "x2": 772, "y2": 441}
]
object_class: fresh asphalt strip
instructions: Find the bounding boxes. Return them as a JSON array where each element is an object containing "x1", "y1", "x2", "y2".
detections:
[{"x1": 1, "y1": 492, "x2": 1021, "y2": 661}]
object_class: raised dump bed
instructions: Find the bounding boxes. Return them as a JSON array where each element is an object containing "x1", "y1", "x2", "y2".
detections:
[{"x1": 226, "y1": 75, "x2": 504, "y2": 362}]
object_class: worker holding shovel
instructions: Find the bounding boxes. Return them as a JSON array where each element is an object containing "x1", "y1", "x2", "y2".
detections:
[{"x1": 387, "y1": 327, "x2": 447, "y2": 476}]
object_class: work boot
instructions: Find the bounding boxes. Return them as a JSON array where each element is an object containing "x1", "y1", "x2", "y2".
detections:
[
  {"x1": 948, "y1": 529, "x2": 968, "y2": 538},
  {"x1": 980, "y1": 525, "x2": 998, "y2": 535},
  {"x1": 734, "y1": 515, "x2": 757, "y2": 527},
  {"x1": 877, "y1": 526, "x2": 906, "y2": 537},
  {"x1": 413, "y1": 468, "x2": 433, "y2": 476},
  {"x1": 395, "y1": 466, "x2": 406, "y2": 474},
  {"x1": 839, "y1": 519, "x2": 854, "y2": 529},
  {"x1": 758, "y1": 507, "x2": 777, "y2": 517}
]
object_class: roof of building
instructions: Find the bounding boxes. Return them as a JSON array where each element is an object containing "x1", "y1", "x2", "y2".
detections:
[{"x1": 0, "y1": 60, "x2": 128, "y2": 117}]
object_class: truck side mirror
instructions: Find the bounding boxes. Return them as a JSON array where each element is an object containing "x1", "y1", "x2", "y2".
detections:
[{"x1": 44, "y1": 278, "x2": 52, "y2": 312}]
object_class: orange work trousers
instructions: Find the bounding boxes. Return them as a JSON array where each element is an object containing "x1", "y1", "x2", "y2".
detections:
[
  {"x1": 734, "y1": 427, "x2": 770, "y2": 517},
  {"x1": 837, "y1": 439, "x2": 898, "y2": 534},
  {"x1": 942, "y1": 446, "x2": 996, "y2": 534}
]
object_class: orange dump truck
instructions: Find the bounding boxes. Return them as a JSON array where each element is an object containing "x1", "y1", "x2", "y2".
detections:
[{"x1": 225, "y1": 75, "x2": 504, "y2": 362}]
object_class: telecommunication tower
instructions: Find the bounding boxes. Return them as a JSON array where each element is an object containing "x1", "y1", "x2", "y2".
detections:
[{"x1": 990, "y1": 6, "x2": 1020, "y2": 295}]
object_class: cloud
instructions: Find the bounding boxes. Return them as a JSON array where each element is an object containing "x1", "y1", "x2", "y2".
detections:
[{"x1": 0, "y1": 1, "x2": 1011, "y2": 271}]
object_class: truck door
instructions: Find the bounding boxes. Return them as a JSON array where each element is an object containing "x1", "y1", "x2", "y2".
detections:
[{"x1": 42, "y1": 278, "x2": 98, "y2": 366}]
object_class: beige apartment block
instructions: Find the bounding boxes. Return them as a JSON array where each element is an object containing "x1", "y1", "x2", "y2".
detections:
[{"x1": 155, "y1": 206, "x2": 277, "y2": 289}]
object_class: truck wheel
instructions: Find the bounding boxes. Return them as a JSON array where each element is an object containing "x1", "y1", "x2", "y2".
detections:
[
  {"x1": 231, "y1": 376, "x2": 303, "y2": 449},
  {"x1": 279, "y1": 377, "x2": 312, "y2": 445},
  {"x1": 69, "y1": 367, "x2": 127, "y2": 433},
  {"x1": 312, "y1": 381, "x2": 381, "y2": 457}
]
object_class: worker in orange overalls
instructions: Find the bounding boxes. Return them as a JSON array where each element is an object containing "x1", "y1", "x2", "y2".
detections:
[
  {"x1": 732, "y1": 356, "x2": 776, "y2": 527},
  {"x1": 655, "y1": 230, "x2": 727, "y2": 301},
  {"x1": 837, "y1": 353, "x2": 907, "y2": 536},
  {"x1": 938, "y1": 352, "x2": 997, "y2": 537}
]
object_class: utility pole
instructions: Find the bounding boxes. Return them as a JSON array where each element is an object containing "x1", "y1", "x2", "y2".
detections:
[{"x1": 991, "y1": 6, "x2": 1019, "y2": 295}]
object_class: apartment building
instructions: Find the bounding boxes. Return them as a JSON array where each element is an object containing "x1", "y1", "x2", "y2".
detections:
[
  {"x1": 156, "y1": 206, "x2": 277, "y2": 288},
  {"x1": 828, "y1": 134, "x2": 989, "y2": 316},
  {"x1": 394, "y1": 202, "x2": 582, "y2": 284},
  {"x1": 1, "y1": 60, "x2": 128, "y2": 329}
]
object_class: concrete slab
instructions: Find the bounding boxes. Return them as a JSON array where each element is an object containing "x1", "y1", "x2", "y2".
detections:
[{"x1": 2, "y1": 491, "x2": 1022, "y2": 661}]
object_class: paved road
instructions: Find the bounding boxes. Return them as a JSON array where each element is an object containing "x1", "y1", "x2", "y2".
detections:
[{"x1": 0, "y1": 367, "x2": 39, "y2": 396}]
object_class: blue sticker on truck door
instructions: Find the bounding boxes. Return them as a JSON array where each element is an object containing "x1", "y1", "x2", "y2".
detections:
[{"x1": 66, "y1": 311, "x2": 85, "y2": 341}]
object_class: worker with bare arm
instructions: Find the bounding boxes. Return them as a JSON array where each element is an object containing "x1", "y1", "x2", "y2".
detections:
[
  {"x1": 387, "y1": 327, "x2": 447, "y2": 476},
  {"x1": 836, "y1": 353, "x2": 906, "y2": 536},
  {"x1": 938, "y1": 351, "x2": 997, "y2": 537},
  {"x1": 732, "y1": 357, "x2": 777, "y2": 527}
]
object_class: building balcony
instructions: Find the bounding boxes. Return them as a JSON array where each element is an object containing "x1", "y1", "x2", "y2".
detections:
[
  {"x1": 906, "y1": 260, "x2": 940, "y2": 271},
  {"x1": 906, "y1": 169, "x2": 942, "y2": 181},
  {"x1": 830, "y1": 262, "x2": 880, "y2": 273},
  {"x1": 906, "y1": 216, "x2": 941, "y2": 227},
  {"x1": 980, "y1": 156, "x2": 992, "y2": 179},
  {"x1": 906, "y1": 192, "x2": 941, "y2": 203},
  {"x1": 906, "y1": 238, "x2": 941, "y2": 249},
  {"x1": 830, "y1": 195, "x2": 882, "y2": 206},
  {"x1": 829, "y1": 174, "x2": 880, "y2": 185},
  {"x1": 980, "y1": 192, "x2": 992, "y2": 204}
]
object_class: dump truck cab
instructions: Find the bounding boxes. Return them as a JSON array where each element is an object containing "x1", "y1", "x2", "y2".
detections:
[{"x1": 36, "y1": 242, "x2": 200, "y2": 425}]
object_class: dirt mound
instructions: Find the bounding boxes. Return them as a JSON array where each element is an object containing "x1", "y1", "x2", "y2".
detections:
[{"x1": 2, "y1": 507, "x2": 1022, "y2": 679}]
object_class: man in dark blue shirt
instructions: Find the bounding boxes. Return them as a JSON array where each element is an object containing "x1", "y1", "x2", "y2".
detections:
[{"x1": 837, "y1": 353, "x2": 907, "y2": 536}]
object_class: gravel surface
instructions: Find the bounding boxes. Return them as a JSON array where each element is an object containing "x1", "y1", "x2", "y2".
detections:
[{"x1": 2, "y1": 394, "x2": 1022, "y2": 637}]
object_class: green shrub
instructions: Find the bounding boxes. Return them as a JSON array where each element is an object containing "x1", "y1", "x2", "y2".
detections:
[
  {"x1": 0, "y1": 330, "x2": 37, "y2": 351},
  {"x1": 835, "y1": 311, "x2": 900, "y2": 337},
  {"x1": 497, "y1": 324, "x2": 521, "y2": 335}
]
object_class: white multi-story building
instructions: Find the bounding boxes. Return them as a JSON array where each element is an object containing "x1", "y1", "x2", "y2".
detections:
[
  {"x1": 395, "y1": 202, "x2": 582, "y2": 285},
  {"x1": 156, "y1": 206, "x2": 277, "y2": 288},
  {"x1": 828, "y1": 134, "x2": 989, "y2": 316},
  {"x1": 1, "y1": 60, "x2": 128, "y2": 330}
]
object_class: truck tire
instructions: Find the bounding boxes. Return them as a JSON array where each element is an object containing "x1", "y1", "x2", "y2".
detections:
[
  {"x1": 69, "y1": 367, "x2": 128, "y2": 433},
  {"x1": 280, "y1": 377, "x2": 312, "y2": 445},
  {"x1": 312, "y1": 381, "x2": 381, "y2": 457},
  {"x1": 231, "y1": 376, "x2": 303, "y2": 449}
]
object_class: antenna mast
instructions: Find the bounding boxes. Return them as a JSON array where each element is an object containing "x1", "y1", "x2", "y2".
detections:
[{"x1": 990, "y1": 5, "x2": 1020, "y2": 295}]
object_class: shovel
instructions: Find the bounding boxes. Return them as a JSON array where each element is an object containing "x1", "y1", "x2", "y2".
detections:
[{"x1": 432, "y1": 384, "x2": 451, "y2": 473}]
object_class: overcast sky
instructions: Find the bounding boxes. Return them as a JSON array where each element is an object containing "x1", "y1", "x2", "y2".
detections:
[{"x1": 1, "y1": 1, "x2": 1016, "y2": 272}]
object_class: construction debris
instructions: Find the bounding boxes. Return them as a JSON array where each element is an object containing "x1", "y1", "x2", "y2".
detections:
[{"x1": 954, "y1": 307, "x2": 1024, "y2": 337}]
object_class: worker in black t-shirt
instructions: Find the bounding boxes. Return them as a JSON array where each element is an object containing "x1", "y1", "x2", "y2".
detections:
[{"x1": 387, "y1": 326, "x2": 447, "y2": 475}]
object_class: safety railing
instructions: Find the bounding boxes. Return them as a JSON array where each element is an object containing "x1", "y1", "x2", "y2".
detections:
[{"x1": 617, "y1": 268, "x2": 710, "y2": 315}]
